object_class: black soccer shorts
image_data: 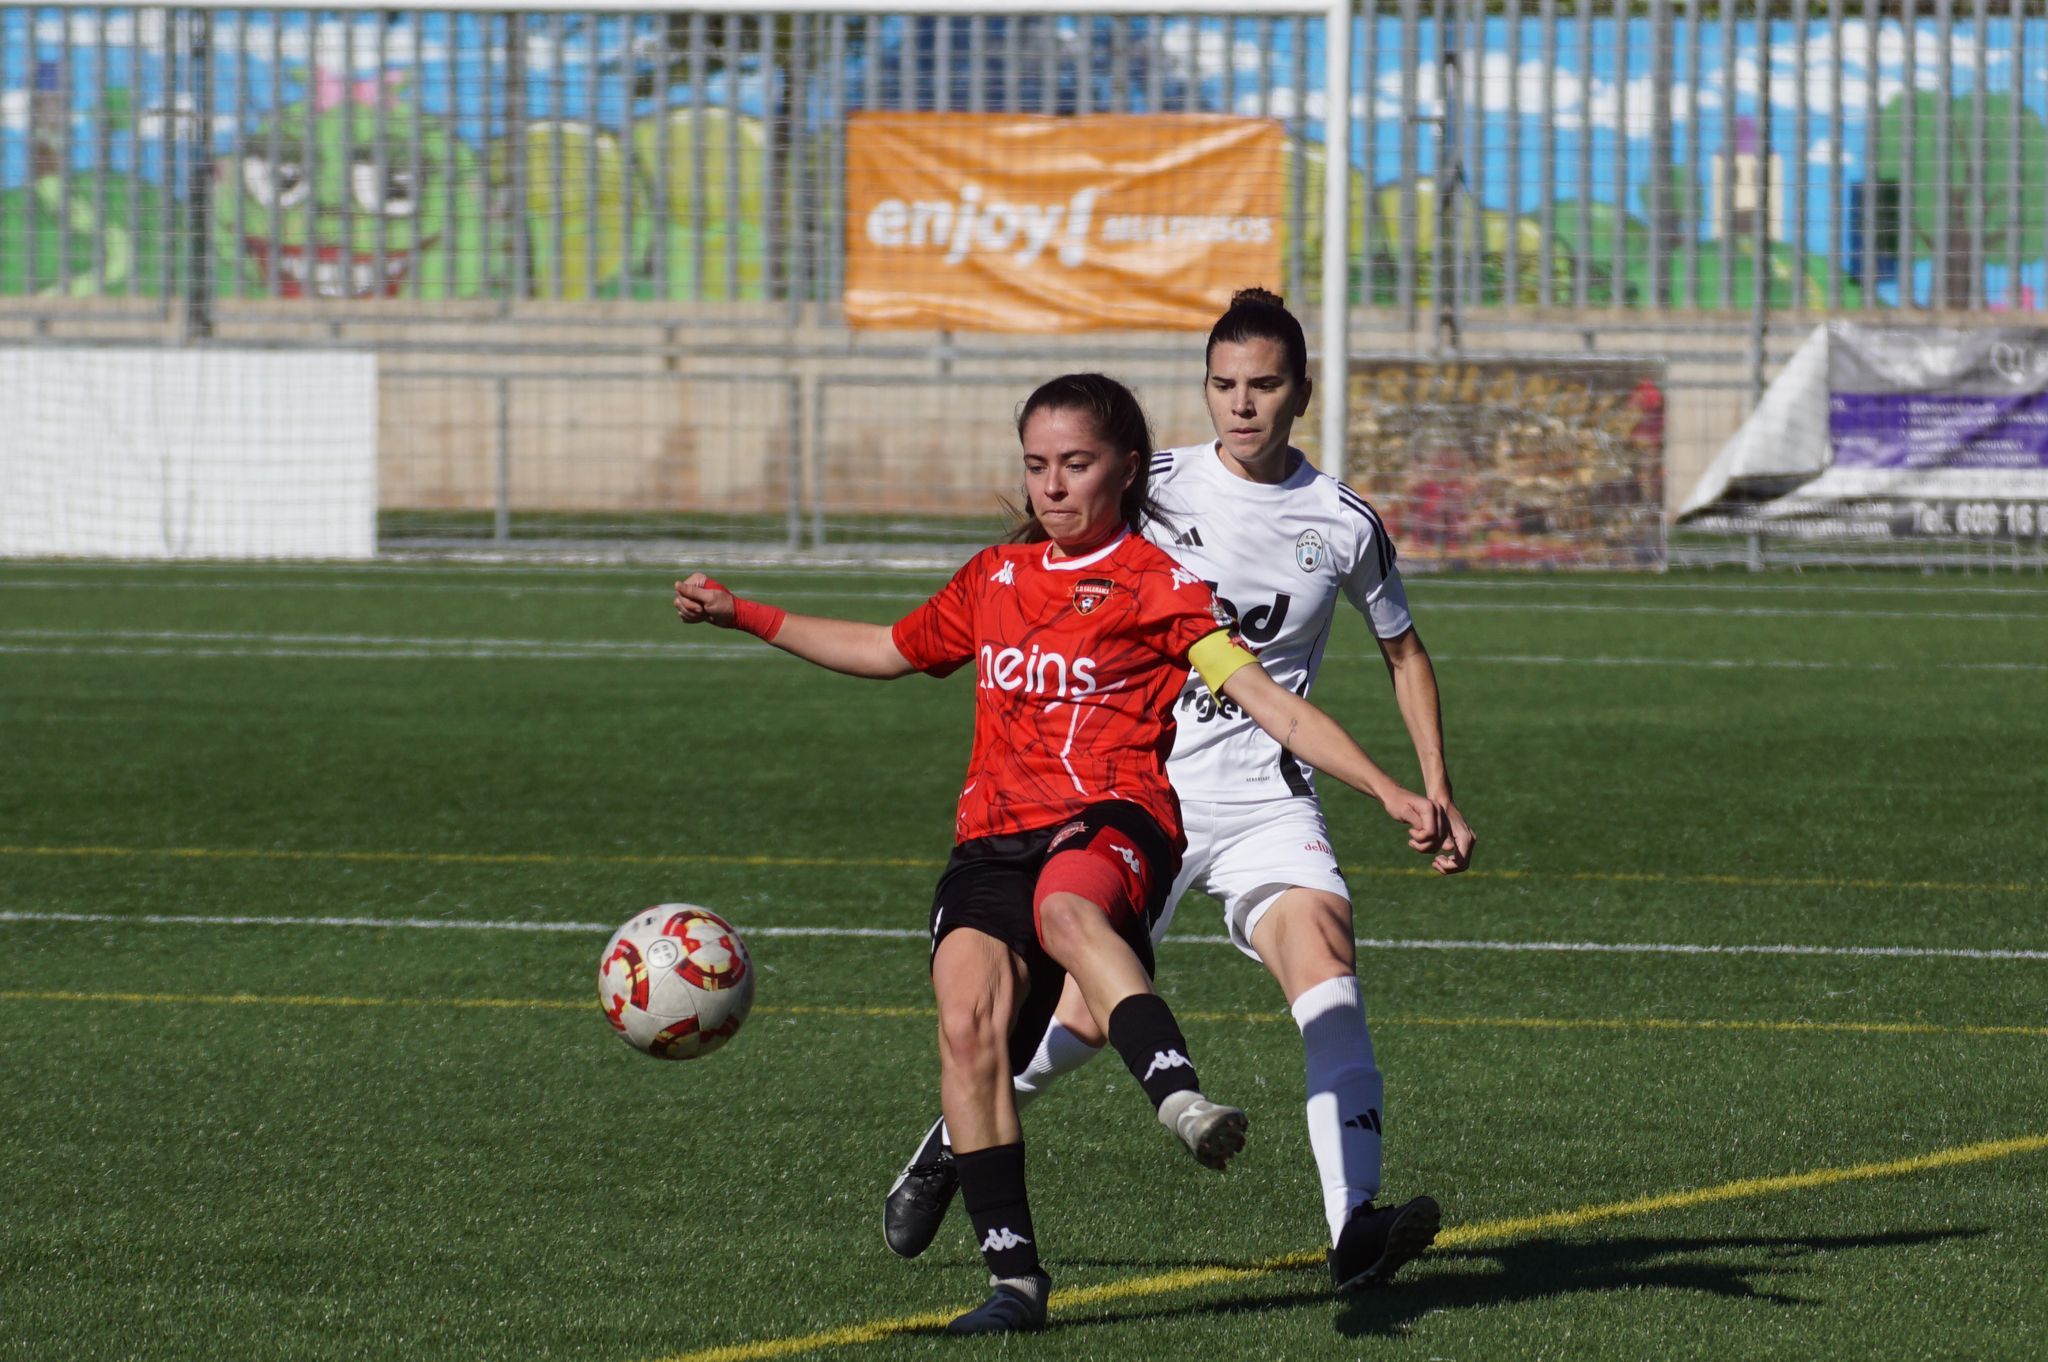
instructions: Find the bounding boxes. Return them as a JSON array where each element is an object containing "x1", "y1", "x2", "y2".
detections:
[{"x1": 927, "y1": 799, "x2": 1180, "y2": 1072}]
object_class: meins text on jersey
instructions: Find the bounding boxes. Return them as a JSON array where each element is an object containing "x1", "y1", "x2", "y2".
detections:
[{"x1": 976, "y1": 643, "x2": 1101, "y2": 699}]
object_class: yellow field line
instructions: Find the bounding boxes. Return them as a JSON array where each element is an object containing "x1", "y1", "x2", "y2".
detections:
[
  {"x1": 647, "y1": 1130, "x2": 2048, "y2": 1362},
  {"x1": 3, "y1": 990, "x2": 2042, "y2": 1039},
  {"x1": 1, "y1": 843, "x2": 2038, "y2": 897}
]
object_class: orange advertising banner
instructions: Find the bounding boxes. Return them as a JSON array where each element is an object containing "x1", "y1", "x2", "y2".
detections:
[{"x1": 844, "y1": 113, "x2": 1285, "y2": 332}]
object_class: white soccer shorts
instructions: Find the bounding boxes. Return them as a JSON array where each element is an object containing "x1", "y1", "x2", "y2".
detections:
[{"x1": 1155, "y1": 797, "x2": 1351, "y2": 961}]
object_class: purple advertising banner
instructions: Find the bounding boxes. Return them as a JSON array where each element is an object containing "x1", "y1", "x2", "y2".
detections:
[{"x1": 1830, "y1": 392, "x2": 2048, "y2": 471}]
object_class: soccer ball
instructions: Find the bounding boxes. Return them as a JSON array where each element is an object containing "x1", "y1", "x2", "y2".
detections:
[{"x1": 598, "y1": 904, "x2": 755, "y2": 1060}]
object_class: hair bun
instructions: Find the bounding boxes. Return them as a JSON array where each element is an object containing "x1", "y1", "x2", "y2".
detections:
[{"x1": 1230, "y1": 286, "x2": 1285, "y2": 310}]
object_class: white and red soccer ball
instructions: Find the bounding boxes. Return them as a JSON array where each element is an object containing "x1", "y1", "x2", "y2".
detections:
[{"x1": 598, "y1": 905, "x2": 755, "y2": 1060}]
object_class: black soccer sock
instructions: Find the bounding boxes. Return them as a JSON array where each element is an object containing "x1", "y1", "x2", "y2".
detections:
[
  {"x1": 1107, "y1": 993, "x2": 1202, "y2": 1110},
  {"x1": 954, "y1": 1142, "x2": 1043, "y2": 1281}
]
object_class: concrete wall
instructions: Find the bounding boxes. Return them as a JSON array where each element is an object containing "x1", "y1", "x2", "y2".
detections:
[{"x1": 1, "y1": 301, "x2": 1795, "y2": 525}]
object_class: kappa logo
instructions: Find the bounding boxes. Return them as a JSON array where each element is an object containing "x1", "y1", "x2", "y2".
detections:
[
  {"x1": 1169, "y1": 567, "x2": 1201, "y2": 591},
  {"x1": 990, "y1": 560, "x2": 1016, "y2": 586},
  {"x1": 1173, "y1": 525, "x2": 1205, "y2": 548},
  {"x1": 1141, "y1": 1049, "x2": 1192, "y2": 1084},
  {"x1": 1343, "y1": 1108, "x2": 1384, "y2": 1134},
  {"x1": 979, "y1": 1226, "x2": 1034, "y2": 1252},
  {"x1": 1115, "y1": 845, "x2": 1143, "y2": 877},
  {"x1": 1295, "y1": 528, "x2": 1326, "y2": 573},
  {"x1": 1071, "y1": 577, "x2": 1114, "y2": 615}
]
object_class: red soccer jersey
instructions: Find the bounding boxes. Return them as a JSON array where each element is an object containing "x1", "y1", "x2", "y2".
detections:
[{"x1": 891, "y1": 528, "x2": 1233, "y2": 844}]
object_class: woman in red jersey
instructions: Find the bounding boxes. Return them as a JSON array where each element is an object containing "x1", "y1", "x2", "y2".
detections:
[{"x1": 675, "y1": 373, "x2": 1442, "y2": 1336}]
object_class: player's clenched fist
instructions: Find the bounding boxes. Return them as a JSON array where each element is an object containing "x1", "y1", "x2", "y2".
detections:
[
  {"x1": 674, "y1": 573, "x2": 736, "y2": 627},
  {"x1": 1430, "y1": 799, "x2": 1477, "y2": 877},
  {"x1": 1381, "y1": 789, "x2": 1443, "y2": 856}
]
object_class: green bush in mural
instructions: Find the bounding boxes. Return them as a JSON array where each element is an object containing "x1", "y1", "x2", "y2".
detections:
[
  {"x1": 628, "y1": 106, "x2": 768, "y2": 302},
  {"x1": 0, "y1": 173, "x2": 169, "y2": 298},
  {"x1": 482, "y1": 106, "x2": 767, "y2": 301},
  {"x1": 488, "y1": 120, "x2": 644, "y2": 301}
]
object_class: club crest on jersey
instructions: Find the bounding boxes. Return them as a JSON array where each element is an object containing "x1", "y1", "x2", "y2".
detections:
[
  {"x1": 1070, "y1": 577, "x2": 1115, "y2": 615},
  {"x1": 1295, "y1": 528, "x2": 1326, "y2": 573}
]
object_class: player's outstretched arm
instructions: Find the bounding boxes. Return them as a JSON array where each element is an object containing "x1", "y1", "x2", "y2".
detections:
[
  {"x1": 675, "y1": 574, "x2": 916, "y2": 680},
  {"x1": 1216, "y1": 659, "x2": 1442, "y2": 856},
  {"x1": 1377, "y1": 626, "x2": 1476, "y2": 874}
]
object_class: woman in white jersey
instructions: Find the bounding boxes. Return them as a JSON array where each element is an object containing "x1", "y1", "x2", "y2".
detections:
[{"x1": 884, "y1": 289, "x2": 1477, "y2": 1292}]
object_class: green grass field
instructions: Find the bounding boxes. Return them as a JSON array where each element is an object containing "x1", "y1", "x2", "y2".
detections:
[{"x1": 2, "y1": 559, "x2": 2044, "y2": 1362}]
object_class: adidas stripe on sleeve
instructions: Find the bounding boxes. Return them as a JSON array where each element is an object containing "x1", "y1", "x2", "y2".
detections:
[{"x1": 1334, "y1": 483, "x2": 1413, "y2": 640}]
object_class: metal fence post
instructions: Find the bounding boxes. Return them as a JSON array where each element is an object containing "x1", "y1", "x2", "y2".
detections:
[
  {"x1": 494, "y1": 377, "x2": 512, "y2": 543},
  {"x1": 786, "y1": 376, "x2": 803, "y2": 550},
  {"x1": 1320, "y1": 0, "x2": 1352, "y2": 483},
  {"x1": 184, "y1": 10, "x2": 215, "y2": 339}
]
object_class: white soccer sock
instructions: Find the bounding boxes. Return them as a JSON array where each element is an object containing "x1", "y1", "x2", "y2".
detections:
[
  {"x1": 1291, "y1": 974, "x2": 1384, "y2": 1244},
  {"x1": 1013, "y1": 1016, "x2": 1104, "y2": 1110}
]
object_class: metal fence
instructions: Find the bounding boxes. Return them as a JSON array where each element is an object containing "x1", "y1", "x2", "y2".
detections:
[
  {"x1": 6, "y1": 3, "x2": 2047, "y2": 564},
  {"x1": 7, "y1": 3, "x2": 2046, "y2": 324}
]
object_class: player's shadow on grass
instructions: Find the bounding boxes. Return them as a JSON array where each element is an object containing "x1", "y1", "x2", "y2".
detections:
[
  {"x1": 1334, "y1": 1228, "x2": 1983, "y2": 1335},
  {"x1": 1062, "y1": 1228, "x2": 1983, "y2": 1339}
]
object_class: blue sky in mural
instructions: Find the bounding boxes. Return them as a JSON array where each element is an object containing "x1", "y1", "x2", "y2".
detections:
[{"x1": 6, "y1": 8, "x2": 2046, "y2": 304}]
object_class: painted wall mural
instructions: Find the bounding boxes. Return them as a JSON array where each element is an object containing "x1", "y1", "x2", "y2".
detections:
[
  {"x1": 0, "y1": 11, "x2": 774, "y2": 302},
  {"x1": 3, "y1": 10, "x2": 2044, "y2": 310}
]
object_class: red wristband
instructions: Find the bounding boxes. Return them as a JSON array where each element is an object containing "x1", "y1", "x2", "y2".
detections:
[
  {"x1": 730, "y1": 597, "x2": 786, "y2": 642},
  {"x1": 697, "y1": 577, "x2": 786, "y2": 641}
]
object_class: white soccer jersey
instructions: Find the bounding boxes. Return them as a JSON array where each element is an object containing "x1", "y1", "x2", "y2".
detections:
[{"x1": 1142, "y1": 441, "x2": 1412, "y2": 803}]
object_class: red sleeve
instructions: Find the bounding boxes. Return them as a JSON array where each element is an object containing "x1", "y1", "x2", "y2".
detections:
[
  {"x1": 1140, "y1": 555, "x2": 1235, "y2": 665},
  {"x1": 891, "y1": 550, "x2": 985, "y2": 677}
]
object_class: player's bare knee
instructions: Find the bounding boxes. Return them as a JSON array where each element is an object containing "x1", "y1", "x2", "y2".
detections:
[
  {"x1": 1033, "y1": 890, "x2": 1103, "y2": 964},
  {"x1": 936, "y1": 992, "x2": 1006, "y2": 1077}
]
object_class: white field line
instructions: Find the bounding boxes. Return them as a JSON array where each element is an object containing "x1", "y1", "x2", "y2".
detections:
[
  {"x1": 0, "y1": 578, "x2": 937, "y2": 601},
  {"x1": 1, "y1": 627, "x2": 736, "y2": 651},
  {"x1": 2, "y1": 910, "x2": 2044, "y2": 961},
  {"x1": 1413, "y1": 599, "x2": 2047, "y2": 623},
  {"x1": 7, "y1": 578, "x2": 2048, "y2": 622},
  {"x1": 1440, "y1": 652, "x2": 2048, "y2": 674},
  {"x1": 8, "y1": 561, "x2": 2048, "y2": 598},
  {"x1": 4, "y1": 629, "x2": 2044, "y2": 673}
]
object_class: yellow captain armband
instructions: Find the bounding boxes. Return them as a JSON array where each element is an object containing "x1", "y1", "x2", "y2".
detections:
[{"x1": 1188, "y1": 629, "x2": 1259, "y2": 696}]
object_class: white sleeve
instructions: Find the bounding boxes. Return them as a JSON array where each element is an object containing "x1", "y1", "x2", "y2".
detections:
[{"x1": 1338, "y1": 514, "x2": 1414, "y2": 639}]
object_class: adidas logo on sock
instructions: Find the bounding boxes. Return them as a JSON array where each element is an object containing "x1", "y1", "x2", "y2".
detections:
[
  {"x1": 1344, "y1": 1108, "x2": 1383, "y2": 1133},
  {"x1": 1142, "y1": 1049, "x2": 1191, "y2": 1083},
  {"x1": 979, "y1": 1226, "x2": 1033, "y2": 1252}
]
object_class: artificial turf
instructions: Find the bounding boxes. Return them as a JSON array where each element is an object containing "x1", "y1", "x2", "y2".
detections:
[{"x1": 1, "y1": 559, "x2": 2043, "y2": 1361}]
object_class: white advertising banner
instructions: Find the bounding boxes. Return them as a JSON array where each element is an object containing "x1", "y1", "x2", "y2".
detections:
[
  {"x1": 1682, "y1": 322, "x2": 2048, "y2": 545},
  {"x1": 0, "y1": 347, "x2": 376, "y2": 559}
]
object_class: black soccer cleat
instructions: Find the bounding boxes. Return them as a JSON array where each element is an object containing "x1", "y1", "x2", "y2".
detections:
[
  {"x1": 1328, "y1": 1194, "x2": 1441, "y2": 1291},
  {"x1": 946, "y1": 1271, "x2": 1050, "y2": 1335},
  {"x1": 883, "y1": 1116, "x2": 958, "y2": 1259}
]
